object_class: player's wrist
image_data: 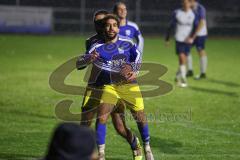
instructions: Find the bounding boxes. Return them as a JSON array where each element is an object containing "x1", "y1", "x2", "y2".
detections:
[{"x1": 191, "y1": 34, "x2": 196, "y2": 40}]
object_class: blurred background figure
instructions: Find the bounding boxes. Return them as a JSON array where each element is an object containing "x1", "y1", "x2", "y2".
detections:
[
  {"x1": 0, "y1": 0, "x2": 239, "y2": 36},
  {"x1": 113, "y1": 1, "x2": 144, "y2": 53},
  {"x1": 186, "y1": 0, "x2": 208, "y2": 80},
  {"x1": 44, "y1": 123, "x2": 98, "y2": 160},
  {"x1": 165, "y1": 0, "x2": 196, "y2": 88}
]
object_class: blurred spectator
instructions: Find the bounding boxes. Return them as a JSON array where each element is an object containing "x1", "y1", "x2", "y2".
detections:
[{"x1": 44, "y1": 123, "x2": 98, "y2": 160}]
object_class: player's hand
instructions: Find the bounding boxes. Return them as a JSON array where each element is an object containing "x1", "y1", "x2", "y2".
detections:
[
  {"x1": 85, "y1": 49, "x2": 99, "y2": 63},
  {"x1": 120, "y1": 64, "x2": 137, "y2": 82},
  {"x1": 90, "y1": 49, "x2": 99, "y2": 62},
  {"x1": 186, "y1": 37, "x2": 194, "y2": 44},
  {"x1": 126, "y1": 72, "x2": 137, "y2": 82}
]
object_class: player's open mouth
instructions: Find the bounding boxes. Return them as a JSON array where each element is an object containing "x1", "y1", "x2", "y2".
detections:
[
  {"x1": 108, "y1": 30, "x2": 115, "y2": 33},
  {"x1": 108, "y1": 32, "x2": 116, "y2": 35}
]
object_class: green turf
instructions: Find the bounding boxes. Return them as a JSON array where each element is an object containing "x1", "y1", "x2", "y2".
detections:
[{"x1": 0, "y1": 35, "x2": 240, "y2": 160}]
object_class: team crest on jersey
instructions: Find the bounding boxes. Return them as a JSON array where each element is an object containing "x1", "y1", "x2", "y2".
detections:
[
  {"x1": 125, "y1": 30, "x2": 131, "y2": 36},
  {"x1": 118, "y1": 47, "x2": 124, "y2": 54}
]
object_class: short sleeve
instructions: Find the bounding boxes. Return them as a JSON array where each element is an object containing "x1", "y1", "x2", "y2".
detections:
[
  {"x1": 134, "y1": 28, "x2": 141, "y2": 38},
  {"x1": 198, "y1": 6, "x2": 206, "y2": 19},
  {"x1": 170, "y1": 10, "x2": 177, "y2": 27}
]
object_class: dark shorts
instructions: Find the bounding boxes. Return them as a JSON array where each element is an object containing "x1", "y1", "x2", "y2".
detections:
[
  {"x1": 193, "y1": 36, "x2": 207, "y2": 51},
  {"x1": 176, "y1": 41, "x2": 191, "y2": 55}
]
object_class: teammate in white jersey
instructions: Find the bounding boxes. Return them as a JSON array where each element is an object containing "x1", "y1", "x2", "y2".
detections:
[
  {"x1": 165, "y1": 0, "x2": 196, "y2": 87},
  {"x1": 186, "y1": 0, "x2": 208, "y2": 79}
]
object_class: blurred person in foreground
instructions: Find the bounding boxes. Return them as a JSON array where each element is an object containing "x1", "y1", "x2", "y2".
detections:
[{"x1": 44, "y1": 123, "x2": 98, "y2": 160}]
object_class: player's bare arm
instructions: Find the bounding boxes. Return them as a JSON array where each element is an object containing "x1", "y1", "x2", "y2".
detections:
[
  {"x1": 186, "y1": 19, "x2": 204, "y2": 44},
  {"x1": 76, "y1": 50, "x2": 99, "y2": 69}
]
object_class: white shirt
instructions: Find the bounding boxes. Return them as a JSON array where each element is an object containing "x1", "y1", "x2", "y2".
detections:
[
  {"x1": 193, "y1": 3, "x2": 208, "y2": 36},
  {"x1": 174, "y1": 9, "x2": 195, "y2": 42}
]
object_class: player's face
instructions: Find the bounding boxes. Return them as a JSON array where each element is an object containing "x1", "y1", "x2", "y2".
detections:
[
  {"x1": 116, "y1": 4, "x2": 127, "y2": 19},
  {"x1": 189, "y1": 0, "x2": 196, "y2": 8},
  {"x1": 104, "y1": 19, "x2": 119, "y2": 40},
  {"x1": 94, "y1": 14, "x2": 106, "y2": 34},
  {"x1": 182, "y1": 0, "x2": 191, "y2": 9}
]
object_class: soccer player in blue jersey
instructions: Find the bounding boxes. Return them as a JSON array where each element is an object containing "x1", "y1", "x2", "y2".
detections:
[
  {"x1": 165, "y1": 0, "x2": 196, "y2": 87},
  {"x1": 113, "y1": 2, "x2": 144, "y2": 53},
  {"x1": 77, "y1": 11, "x2": 144, "y2": 160},
  {"x1": 186, "y1": 0, "x2": 208, "y2": 79},
  {"x1": 85, "y1": 14, "x2": 154, "y2": 160}
]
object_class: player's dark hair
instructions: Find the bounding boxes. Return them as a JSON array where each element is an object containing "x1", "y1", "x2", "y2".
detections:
[
  {"x1": 102, "y1": 14, "x2": 120, "y2": 27},
  {"x1": 113, "y1": 1, "x2": 126, "y2": 14},
  {"x1": 93, "y1": 10, "x2": 109, "y2": 21}
]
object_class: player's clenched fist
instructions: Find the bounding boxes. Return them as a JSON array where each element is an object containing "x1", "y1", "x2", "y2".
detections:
[
  {"x1": 185, "y1": 37, "x2": 194, "y2": 44},
  {"x1": 76, "y1": 49, "x2": 99, "y2": 70},
  {"x1": 85, "y1": 49, "x2": 99, "y2": 63},
  {"x1": 120, "y1": 63, "x2": 137, "y2": 82}
]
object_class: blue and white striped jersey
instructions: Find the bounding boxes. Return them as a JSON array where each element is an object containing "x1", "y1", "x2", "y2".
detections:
[
  {"x1": 87, "y1": 35, "x2": 141, "y2": 86},
  {"x1": 119, "y1": 21, "x2": 144, "y2": 53}
]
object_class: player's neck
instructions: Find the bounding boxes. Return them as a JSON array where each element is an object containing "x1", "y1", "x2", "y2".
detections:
[
  {"x1": 120, "y1": 19, "x2": 127, "y2": 26},
  {"x1": 183, "y1": 7, "x2": 191, "y2": 12},
  {"x1": 97, "y1": 33, "x2": 104, "y2": 39},
  {"x1": 193, "y1": 3, "x2": 198, "y2": 10},
  {"x1": 105, "y1": 35, "x2": 118, "y2": 44}
]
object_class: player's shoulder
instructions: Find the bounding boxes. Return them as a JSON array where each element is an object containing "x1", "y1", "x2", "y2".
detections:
[
  {"x1": 198, "y1": 3, "x2": 206, "y2": 10},
  {"x1": 127, "y1": 21, "x2": 140, "y2": 30},
  {"x1": 86, "y1": 34, "x2": 104, "y2": 50},
  {"x1": 196, "y1": 3, "x2": 206, "y2": 13},
  {"x1": 118, "y1": 35, "x2": 134, "y2": 45},
  {"x1": 174, "y1": 9, "x2": 182, "y2": 13},
  {"x1": 86, "y1": 34, "x2": 100, "y2": 43},
  {"x1": 88, "y1": 41, "x2": 104, "y2": 53},
  {"x1": 174, "y1": 8, "x2": 183, "y2": 15}
]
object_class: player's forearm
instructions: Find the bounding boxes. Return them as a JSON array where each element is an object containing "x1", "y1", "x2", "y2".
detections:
[
  {"x1": 76, "y1": 54, "x2": 90, "y2": 70},
  {"x1": 131, "y1": 56, "x2": 142, "y2": 75},
  {"x1": 137, "y1": 35, "x2": 144, "y2": 53},
  {"x1": 134, "y1": 48, "x2": 143, "y2": 74},
  {"x1": 130, "y1": 62, "x2": 141, "y2": 74},
  {"x1": 192, "y1": 19, "x2": 204, "y2": 39},
  {"x1": 165, "y1": 26, "x2": 172, "y2": 42}
]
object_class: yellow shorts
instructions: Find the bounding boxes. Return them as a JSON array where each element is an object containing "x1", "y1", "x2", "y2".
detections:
[
  {"x1": 82, "y1": 86, "x2": 126, "y2": 111},
  {"x1": 100, "y1": 84, "x2": 144, "y2": 111},
  {"x1": 82, "y1": 86, "x2": 102, "y2": 110}
]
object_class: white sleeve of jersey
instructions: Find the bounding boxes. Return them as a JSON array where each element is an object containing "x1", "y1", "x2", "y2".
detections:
[
  {"x1": 128, "y1": 21, "x2": 144, "y2": 53},
  {"x1": 137, "y1": 34, "x2": 144, "y2": 53}
]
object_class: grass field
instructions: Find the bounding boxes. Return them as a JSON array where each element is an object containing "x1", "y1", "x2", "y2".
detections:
[{"x1": 0, "y1": 35, "x2": 240, "y2": 160}]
